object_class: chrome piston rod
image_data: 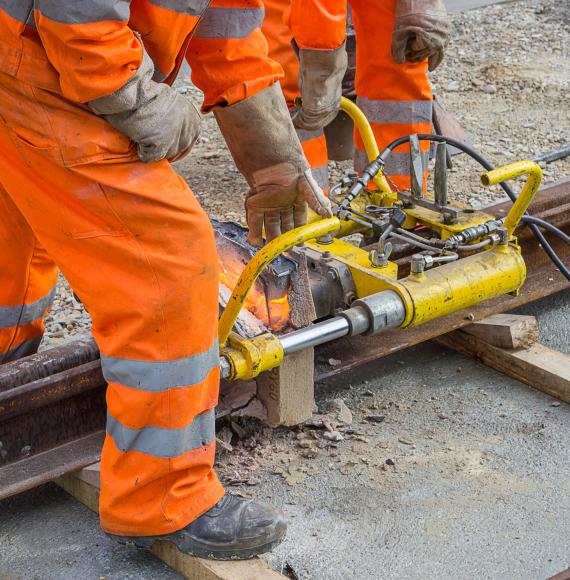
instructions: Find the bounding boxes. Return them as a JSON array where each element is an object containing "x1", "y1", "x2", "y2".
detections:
[
  {"x1": 220, "y1": 290, "x2": 406, "y2": 378},
  {"x1": 279, "y1": 290, "x2": 406, "y2": 355},
  {"x1": 279, "y1": 316, "x2": 350, "y2": 354}
]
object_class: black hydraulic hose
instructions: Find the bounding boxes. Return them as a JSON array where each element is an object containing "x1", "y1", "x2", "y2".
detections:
[
  {"x1": 523, "y1": 215, "x2": 570, "y2": 245},
  {"x1": 371, "y1": 134, "x2": 570, "y2": 281}
]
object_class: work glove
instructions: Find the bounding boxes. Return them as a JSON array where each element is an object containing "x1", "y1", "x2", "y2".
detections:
[
  {"x1": 214, "y1": 83, "x2": 332, "y2": 247},
  {"x1": 89, "y1": 48, "x2": 200, "y2": 163},
  {"x1": 391, "y1": 0, "x2": 451, "y2": 71},
  {"x1": 292, "y1": 42, "x2": 348, "y2": 132}
]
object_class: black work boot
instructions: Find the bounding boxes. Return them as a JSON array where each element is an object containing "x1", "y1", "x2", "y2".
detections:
[{"x1": 107, "y1": 495, "x2": 287, "y2": 560}]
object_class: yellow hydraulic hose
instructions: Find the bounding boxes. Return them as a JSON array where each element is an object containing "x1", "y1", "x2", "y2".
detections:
[
  {"x1": 218, "y1": 217, "x2": 341, "y2": 345},
  {"x1": 480, "y1": 160, "x2": 542, "y2": 235},
  {"x1": 340, "y1": 97, "x2": 392, "y2": 194}
]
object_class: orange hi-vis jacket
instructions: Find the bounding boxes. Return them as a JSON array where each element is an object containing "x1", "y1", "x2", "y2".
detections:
[{"x1": 0, "y1": 0, "x2": 282, "y2": 108}]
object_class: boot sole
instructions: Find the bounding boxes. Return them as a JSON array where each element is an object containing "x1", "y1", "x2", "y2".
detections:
[{"x1": 110, "y1": 531, "x2": 286, "y2": 561}]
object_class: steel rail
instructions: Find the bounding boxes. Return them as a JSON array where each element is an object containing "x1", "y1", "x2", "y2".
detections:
[{"x1": 0, "y1": 181, "x2": 569, "y2": 501}]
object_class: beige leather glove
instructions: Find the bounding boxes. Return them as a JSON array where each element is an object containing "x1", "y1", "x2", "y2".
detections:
[
  {"x1": 214, "y1": 83, "x2": 332, "y2": 247},
  {"x1": 89, "y1": 49, "x2": 201, "y2": 163},
  {"x1": 391, "y1": 0, "x2": 451, "y2": 71},
  {"x1": 292, "y1": 42, "x2": 348, "y2": 132}
]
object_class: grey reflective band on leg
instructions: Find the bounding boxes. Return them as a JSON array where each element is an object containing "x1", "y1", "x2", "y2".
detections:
[
  {"x1": 0, "y1": 285, "x2": 56, "y2": 329},
  {"x1": 296, "y1": 128, "x2": 325, "y2": 143},
  {"x1": 100, "y1": 339, "x2": 219, "y2": 392},
  {"x1": 0, "y1": 0, "x2": 33, "y2": 24},
  {"x1": 106, "y1": 408, "x2": 216, "y2": 458},
  {"x1": 356, "y1": 97, "x2": 433, "y2": 125},
  {"x1": 0, "y1": 337, "x2": 42, "y2": 363},
  {"x1": 146, "y1": 0, "x2": 210, "y2": 16},
  {"x1": 194, "y1": 7, "x2": 264, "y2": 39},
  {"x1": 36, "y1": 0, "x2": 130, "y2": 25},
  {"x1": 311, "y1": 166, "x2": 330, "y2": 190}
]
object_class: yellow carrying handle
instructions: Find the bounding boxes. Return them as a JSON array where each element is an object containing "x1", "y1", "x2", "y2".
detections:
[
  {"x1": 339, "y1": 97, "x2": 392, "y2": 194},
  {"x1": 480, "y1": 160, "x2": 542, "y2": 236},
  {"x1": 218, "y1": 217, "x2": 341, "y2": 346}
]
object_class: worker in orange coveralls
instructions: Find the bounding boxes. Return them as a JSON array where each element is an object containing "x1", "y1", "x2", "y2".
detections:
[
  {"x1": 0, "y1": 0, "x2": 331, "y2": 560},
  {"x1": 262, "y1": 0, "x2": 451, "y2": 190}
]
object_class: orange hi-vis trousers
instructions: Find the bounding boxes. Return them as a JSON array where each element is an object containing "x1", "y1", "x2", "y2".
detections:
[
  {"x1": 264, "y1": 0, "x2": 432, "y2": 191},
  {"x1": 262, "y1": 0, "x2": 329, "y2": 194},
  {"x1": 350, "y1": 0, "x2": 432, "y2": 189},
  {"x1": 0, "y1": 71, "x2": 223, "y2": 535}
]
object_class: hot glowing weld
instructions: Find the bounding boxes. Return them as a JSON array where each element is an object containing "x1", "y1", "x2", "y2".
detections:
[{"x1": 219, "y1": 257, "x2": 290, "y2": 331}]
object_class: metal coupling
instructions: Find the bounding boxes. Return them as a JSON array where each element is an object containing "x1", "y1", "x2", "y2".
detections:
[
  {"x1": 445, "y1": 219, "x2": 503, "y2": 248},
  {"x1": 219, "y1": 356, "x2": 232, "y2": 379},
  {"x1": 496, "y1": 227, "x2": 509, "y2": 245},
  {"x1": 340, "y1": 290, "x2": 406, "y2": 336},
  {"x1": 410, "y1": 254, "x2": 434, "y2": 275}
]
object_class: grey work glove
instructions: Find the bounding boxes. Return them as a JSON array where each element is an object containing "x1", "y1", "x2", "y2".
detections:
[
  {"x1": 392, "y1": 0, "x2": 451, "y2": 71},
  {"x1": 292, "y1": 42, "x2": 348, "y2": 132},
  {"x1": 89, "y1": 49, "x2": 200, "y2": 163},
  {"x1": 214, "y1": 83, "x2": 332, "y2": 247}
]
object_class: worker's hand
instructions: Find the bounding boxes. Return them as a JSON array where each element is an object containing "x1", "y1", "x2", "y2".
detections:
[
  {"x1": 245, "y1": 163, "x2": 332, "y2": 247},
  {"x1": 214, "y1": 83, "x2": 332, "y2": 247},
  {"x1": 392, "y1": 0, "x2": 451, "y2": 71},
  {"x1": 292, "y1": 43, "x2": 348, "y2": 132},
  {"x1": 89, "y1": 49, "x2": 201, "y2": 163}
]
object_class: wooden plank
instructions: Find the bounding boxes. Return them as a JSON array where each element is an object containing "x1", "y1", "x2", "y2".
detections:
[
  {"x1": 462, "y1": 314, "x2": 539, "y2": 349},
  {"x1": 436, "y1": 332, "x2": 570, "y2": 403},
  {"x1": 257, "y1": 347, "x2": 315, "y2": 427},
  {"x1": 56, "y1": 464, "x2": 285, "y2": 580}
]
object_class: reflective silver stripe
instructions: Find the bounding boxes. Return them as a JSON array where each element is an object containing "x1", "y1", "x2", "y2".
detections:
[
  {"x1": 296, "y1": 128, "x2": 324, "y2": 143},
  {"x1": 355, "y1": 148, "x2": 429, "y2": 176},
  {"x1": 147, "y1": 0, "x2": 210, "y2": 15},
  {"x1": 0, "y1": 286, "x2": 56, "y2": 329},
  {"x1": 194, "y1": 6, "x2": 263, "y2": 39},
  {"x1": 311, "y1": 166, "x2": 329, "y2": 190},
  {"x1": 36, "y1": 0, "x2": 129, "y2": 24},
  {"x1": 0, "y1": 0, "x2": 33, "y2": 24},
  {"x1": 106, "y1": 408, "x2": 215, "y2": 458},
  {"x1": 0, "y1": 337, "x2": 42, "y2": 363},
  {"x1": 356, "y1": 97, "x2": 432, "y2": 125},
  {"x1": 100, "y1": 339, "x2": 219, "y2": 392}
]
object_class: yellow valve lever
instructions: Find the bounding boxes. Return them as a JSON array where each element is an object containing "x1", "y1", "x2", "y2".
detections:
[
  {"x1": 218, "y1": 217, "x2": 341, "y2": 346},
  {"x1": 480, "y1": 160, "x2": 542, "y2": 236}
]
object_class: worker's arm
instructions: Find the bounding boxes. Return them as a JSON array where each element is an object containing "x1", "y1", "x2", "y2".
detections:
[
  {"x1": 287, "y1": 0, "x2": 450, "y2": 132},
  {"x1": 286, "y1": 0, "x2": 348, "y2": 131},
  {"x1": 186, "y1": 0, "x2": 283, "y2": 111},
  {"x1": 187, "y1": 0, "x2": 332, "y2": 246},
  {"x1": 34, "y1": 1, "x2": 200, "y2": 163},
  {"x1": 34, "y1": 0, "x2": 141, "y2": 103}
]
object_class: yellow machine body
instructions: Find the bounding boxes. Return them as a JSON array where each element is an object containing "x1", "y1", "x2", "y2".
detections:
[{"x1": 219, "y1": 100, "x2": 542, "y2": 381}]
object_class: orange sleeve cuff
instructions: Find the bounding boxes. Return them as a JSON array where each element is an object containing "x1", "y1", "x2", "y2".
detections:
[
  {"x1": 288, "y1": 0, "x2": 347, "y2": 50},
  {"x1": 35, "y1": 14, "x2": 141, "y2": 103},
  {"x1": 187, "y1": 17, "x2": 283, "y2": 112}
]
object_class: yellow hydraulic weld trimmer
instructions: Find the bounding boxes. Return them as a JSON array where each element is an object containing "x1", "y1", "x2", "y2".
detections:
[{"x1": 218, "y1": 98, "x2": 548, "y2": 381}]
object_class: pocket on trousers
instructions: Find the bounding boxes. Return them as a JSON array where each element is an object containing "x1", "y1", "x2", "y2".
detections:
[{"x1": 27, "y1": 84, "x2": 140, "y2": 168}]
